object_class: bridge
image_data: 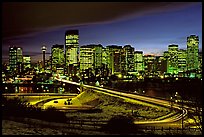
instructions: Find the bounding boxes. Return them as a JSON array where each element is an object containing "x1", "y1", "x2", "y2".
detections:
[{"x1": 55, "y1": 77, "x2": 190, "y2": 127}]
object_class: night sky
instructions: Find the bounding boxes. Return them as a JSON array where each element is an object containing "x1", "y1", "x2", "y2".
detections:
[{"x1": 2, "y1": 2, "x2": 202, "y2": 63}]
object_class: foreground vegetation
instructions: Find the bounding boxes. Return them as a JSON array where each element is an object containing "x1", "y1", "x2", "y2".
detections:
[
  {"x1": 4, "y1": 90, "x2": 200, "y2": 135},
  {"x1": 67, "y1": 89, "x2": 172, "y2": 121}
]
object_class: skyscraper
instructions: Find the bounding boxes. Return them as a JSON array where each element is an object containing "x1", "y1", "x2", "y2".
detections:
[
  {"x1": 178, "y1": 49, "x2": 187, "y2": 73},
  {"x1": 102, "y1": 47, "x2": 109, "y2": 68},
  {"x1": 23, "y1": 55, "x2": 31, "y2": 71},
  {"x1": 93, "y1": 44, "x2": 103, "y2": 69},
  {"x1": 134, "y1": 51, "x2": 144, "y2": 72},
  {"x1": 168, "y1": 44, "x2": 178, "y2": 75},
  {"x1": 122, "y1": 45, "x2": 135, "y2": 73},
  {"x1": 51, "y1": 44, "x2": 64, "y2": 73},
  {"x1": 187, "y1": 35, "x2": 199, "y2": 72},
  {"x1": 106, "y1": 45, "x2": 123, "y2": 74},
  {"x1": 9, "y1": 46, "x2": 23, "y2": 73},
  {"x1": 41, "y1": 45, "x2": 47, "y2": 71},
  {"x1": 79, "y1": 45, "x2": 94, "y2": 72},
  {"x1": 65, "y1": 30, "x2": 79, "y2": 75},
  {"x1": 143, "y1": 54, "x2": 155, "y2": 76}
]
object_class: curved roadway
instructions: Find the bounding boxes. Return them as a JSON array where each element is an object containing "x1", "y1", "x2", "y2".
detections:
[{"x1": 56, "y1": 78, "x2": 189, "y2": 127}]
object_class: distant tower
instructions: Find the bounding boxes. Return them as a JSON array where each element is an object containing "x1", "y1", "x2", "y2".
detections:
[{"x1": 41, "y1": 45, "x2": 47, "y2": 70}]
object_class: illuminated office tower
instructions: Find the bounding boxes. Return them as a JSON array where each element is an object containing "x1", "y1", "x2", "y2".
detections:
[
  {"x1": 178, "y1": 49, "x2": 187, "y2": 73},
  {"x1": 186, "y1": 35, "x2": 199, "y2": 71},
  {"x1": 23, "y1": 55, "x2": 31, "y2": 70},
  {"x1": 198, "y1": 52, "x2": 202, "y2": 73},
  {"x1": 163, "y1": 51, "x2": 169, "y2": 73},
  {"x1": 143, "y1": 54, "x2": 155, "y2": 75},
  {"x1": 41, "y1": 45, "x2": 47, "y2": 71},
  {"x1": 106, "y1": 45, "x2": 122, "y2": 74},
  {"x1": 65, "y1": 30, "x2": 79, "y2": 75},
  {"x1": 101, "y1": 47, "x2": 110, "y2": 77},
  {"x1": 9, "y1": 47, "x2": 17, "y2": 72},
  {"x1": 102, "y1": 47, "x2": 109, "y2": 68},
  {"x1": 51, "y1": 44, "x2": 64, "y2": 72},
  {"x1": 9, "y1": 46, "x2": 23, "y2": 73},
  {"x1": 167, "y1": 44, "x2": 178, "y2": 75},
  {"x1": 163, "y1": 51, "x2": 169, "y2": 59},
  {"x1": 154, "y1": 56, "x2": 166, "y2": 76},
  {"x1": 80, "y1": 45, "x2": 94, "y2": 72},
  {"x1": 122, "y1": 45, "x2": 135, "y2": 73},
  {"x1": 16, "y1": 47, "x2": 23, "y2": 73},
  {"x1": 134, "y1": 51, "x2": 144, "y2": 72},
  {"x1": 93, "y1": 44, "x2": 103, "y2": 69}
]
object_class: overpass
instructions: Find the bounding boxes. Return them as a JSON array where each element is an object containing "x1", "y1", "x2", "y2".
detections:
[{"x1": 55, "y1": 78, "x2": 189, "y2": 127}]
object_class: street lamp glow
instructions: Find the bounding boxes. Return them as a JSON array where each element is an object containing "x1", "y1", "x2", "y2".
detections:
[{"x1": 118, "y1": 74, "x2": 122, "y2": 78}]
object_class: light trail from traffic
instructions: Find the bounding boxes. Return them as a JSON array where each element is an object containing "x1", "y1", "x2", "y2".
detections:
[{"x1": 56, "y1": 78, "x2": 189, "y2": 126}]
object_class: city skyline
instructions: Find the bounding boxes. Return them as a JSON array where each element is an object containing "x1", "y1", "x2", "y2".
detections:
[{"x1": 2, "y1": 2, "x2": 202, "y2": 63}]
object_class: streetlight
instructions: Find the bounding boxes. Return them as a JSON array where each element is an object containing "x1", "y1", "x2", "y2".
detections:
[
  {"x1": 175, "y1": 91, "x2": 184, "y2": 132},
  {"x1": 63, "y1": 83, "x2": 65, "y2": 93},
  {"x1": 41, "y1": 85, "x2": 44, "y2": 93},
  {"x1": 170, "y1": 96, "x2": 173, "y2": 110}
]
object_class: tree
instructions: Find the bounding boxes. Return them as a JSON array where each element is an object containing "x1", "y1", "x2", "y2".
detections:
[{"x1": 187, "y1": 96, "x2": 202, "y2": 133}]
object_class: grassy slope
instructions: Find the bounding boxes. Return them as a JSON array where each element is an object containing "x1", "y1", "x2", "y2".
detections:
[{"x1": 67, "y1": 89, "x2": 172, "y2": 121}]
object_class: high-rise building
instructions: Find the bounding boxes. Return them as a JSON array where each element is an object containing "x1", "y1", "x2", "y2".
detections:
[
  {"x1": 102, "y1": 47, "x2": 109, "y2": 68},
  {"x1": 198, "y1": 52, "x2": 202, "y2": 73},
  {"x1": 51, "y1": 44, "x2": 64, "y2": 72},
  {"x1": 134, "y1": 51, "x2": 144, "y2": 72},
  {"x1": 168, "y1": 44, "x2": 178, "y2": 74},
  {"x1": 143, "y1": 54, "x2": 155, "y2": 75},
  {"x1": 122, "y1": 45, "x2": 135, "y2": 73},
  {"x1": 65, "y1": 30, "x2": 79, "y2": 75},
  {"x1": 187, "y1": 35, "x2": 199, "y2": 71},
  {"x1": 80, "y1": 45, "x2": 94, "y2": 72},
  {"x1": 41, "y1": 45, "x2": 47, "y2": 71},
  {"x1": 154, "y1": 56, "x2": 167, "y2": 76},
  {"x1": 93, "y1": 44, "x2": 103, "y2": 69},
  {"x1": 178, "y1": 49, "x2": 187, "y2": 73},
  {"x1": 9, "y1": 46, "x2": 23, "y2": 73},
  {"x1": 23, "y1": 55, "x2": 31, "y2": 70},
  {"x1": 106, "y1": 45, "x2": 122, "y2": 74}
]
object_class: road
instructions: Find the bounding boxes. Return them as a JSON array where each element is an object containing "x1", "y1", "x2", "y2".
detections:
[
  {"x1": 56, "y1": 78, "x2": 192, "y2": 127},
  {"x1": 41, "y1": 98, "x2": 95, "y2": 111}
]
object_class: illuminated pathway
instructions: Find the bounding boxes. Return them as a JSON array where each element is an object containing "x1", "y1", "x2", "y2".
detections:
[{"x1": 56, "y1": 78, "x2": 190, "y2": 127}]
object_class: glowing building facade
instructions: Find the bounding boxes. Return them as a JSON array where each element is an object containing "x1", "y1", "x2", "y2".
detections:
[
  {"x1": 51, "y1": 44, "x2": 64, "y2": 73},
  {"x1": 167, "y1": 44, "x2": 178, "y2": 74},
  {"x1": 65, "y1": 30, "x2": 79, "y2": 75},
  {"x1": 9, "y1": 46, "x2": 23, "y2": 73},
  {"x1": 23, "y1": 55, "x2": 31, "y2": 70},
  {"x1": 122, "y1": 45, "x2": 135, "y2": 73},
  {"x1": 79, "y1": 45, "x2": 94, "y2": 72},
  {"x1": 187, "y1": 35, "x2": 199, "y2": 71},
  {"x1": 41, "y1": 45, "x2": 47, "y2": 71},
  {"x1": 178, "y1": 49, "x2": 187, "y2": 73},
  {"x1": 93, "y1": 44, "x2": 103, "y2": 69},
  {"x1": 102, "y1": 47, "x2": 109, "y2": 68},
  {"x1": 134, "y1": 51, "x2": 144, "y2": 72},
  {"x1": 106, "y1": 45, "x2": 123, "y2": 74},
  {"x1": 143, "y1": 54, "x2": 155, "y2": 75}
]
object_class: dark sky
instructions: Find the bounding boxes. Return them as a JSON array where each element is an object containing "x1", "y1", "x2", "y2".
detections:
[{"x1": 2, "y1": 2, "x2": 202, "y2": 63}]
